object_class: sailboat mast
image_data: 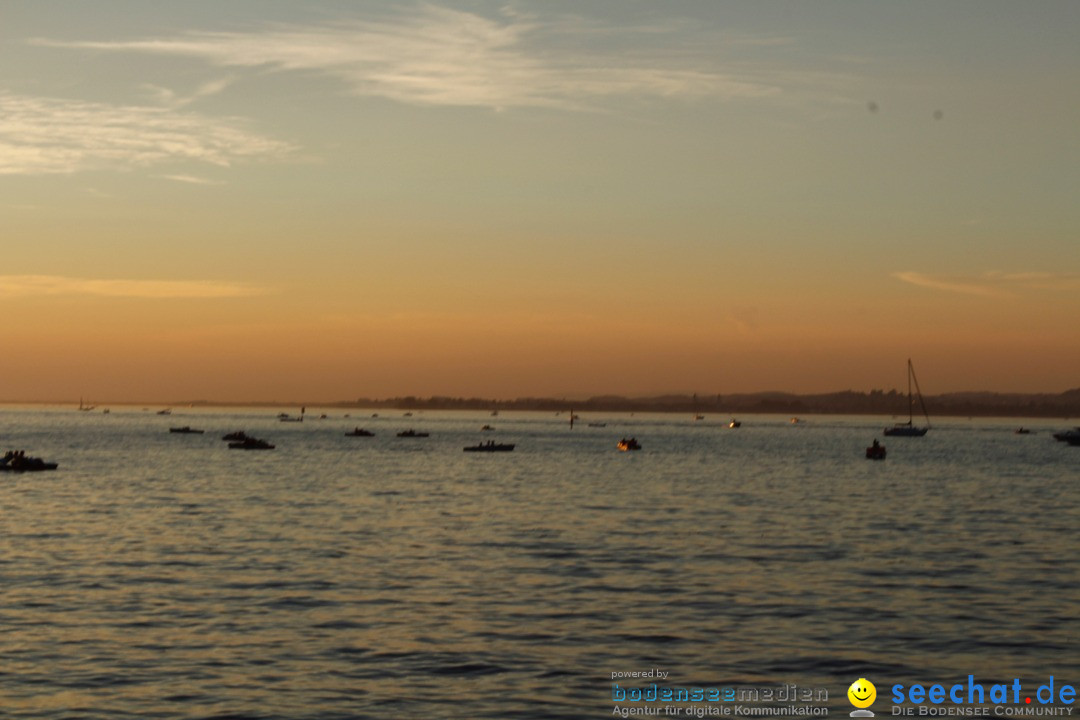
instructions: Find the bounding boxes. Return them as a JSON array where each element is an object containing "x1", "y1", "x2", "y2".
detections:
[
  {"x1": 909, "y1": 360, "x2": 931, "y2": 429},
  {"x1": 907, "y1": 358, "x2": 914, "y2": 424}
]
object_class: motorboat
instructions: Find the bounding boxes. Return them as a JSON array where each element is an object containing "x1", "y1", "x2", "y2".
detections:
[
  {"x1": 884, "y1": 359, "x2": 930, "y2": 437},
  {"x1": 222, "y1": 431, "x2": 250, "y2": 441},
  {"x1": 228, "y1": 437, "x2": 275, "y2": 450},
  {"x1": 464, "y1": 442, "x2": 515, "y2": 452},
  {"x1": 345, "y1": 428, "x2": 374, "y2": 437},
  {"x1": 156, "y1": 408, "x2": 172, "y2": 415},
  {"x1": 481, "y1": 425, "x2": 494, "y2": 431},
  {"x1": 1, "y1": 451, "x2": 58, "y2": 472},
  {"x1": 866, "y1": 440, "x2": 887, "y2": 460},
  {"x1": 728, "y1": 419, "x2": 741, "y2": 428},
  {"x1": 617, "y1": 438, "x2": 641, "y2": 451},
  {"x1": 169, "y1": 426, "x2": 204, "y2": 434},
  {"x1": 397, "y1": 429, "x2": 429, "y2": 438},
  {"x1": 1052, "y1": 428, "x2": 1080, "y2": 442}
]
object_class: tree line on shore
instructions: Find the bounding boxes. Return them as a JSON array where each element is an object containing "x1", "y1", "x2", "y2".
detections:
[{"x1": 332, "y1": 388, "x2": 1080, "y2": 418}]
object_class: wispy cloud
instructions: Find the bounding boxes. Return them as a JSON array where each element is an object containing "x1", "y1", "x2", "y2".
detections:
[
  {"x1": 155, "y1": 173, "x2": 225, "y2": 185},
  {"x1": 0, "y1": 275, "x2": 266, "y2": 299},
  {"x1": 894, "y1": 271, "x2": 1080, "y2": 297},
  {"x1": 142, "y1": 76, "x2": 236, "y2": 108},
  {"x1": 0, "y1": 92, "x2": 293, "y2": 175},
  {"x1": 31, "y1": 6, "x2": 784, "y2": 110}
]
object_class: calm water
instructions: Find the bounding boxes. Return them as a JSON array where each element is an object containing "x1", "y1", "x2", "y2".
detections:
[{"x1": 1, "y1": 407, "x2": 1077, "y2": 719}]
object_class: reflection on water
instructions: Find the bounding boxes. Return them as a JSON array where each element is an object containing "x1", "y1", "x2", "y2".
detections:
[{"x1": 1, "y1": 409, "x2": 1077, "y2": 718}]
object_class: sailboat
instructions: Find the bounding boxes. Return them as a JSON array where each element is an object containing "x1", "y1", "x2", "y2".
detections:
[{"x1": 884, "y1": 359, "x2": 930, "y2": 437}]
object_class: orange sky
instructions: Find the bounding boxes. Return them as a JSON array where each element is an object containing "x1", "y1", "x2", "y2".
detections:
[{"x1": 2, "y1": 2, "x2": 1078, "y2": 402}]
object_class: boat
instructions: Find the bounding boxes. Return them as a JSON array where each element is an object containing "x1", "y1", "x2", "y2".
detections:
[
  {"x1": 884, "y1": 359, "x2": 930, "y2": 437},
  {"x1": 345, "y1": 428, "x2": 374, "y2": 437},
  {"x1": 396, "y1": 429, "x2": 429, "y2": 438},
  {"x1": 728, "y1": 419, "x2": 741, "y2": 428},
  {"x1": 169, "y1": 426, "x2": 204, "y2": 434},
  {"x1": 587, "y1": 422, "x2": 607, "y2": 428},
  {"x1": 1052, "y1": 428, "x2": 1080, "y2": 442},
  {"x1": 481, "y1": 424, "x2": 494, "y2": 431},
  {"x1": 1067, "y1": 436, "x2": 1080, "y2": 447},
  {"x1": 0, "y1": 451, "x2": 58, "y2": 472},
  {"x1": 228, "y1": 437, "x2": 275, "y2": 450},
  {"x1": 222, "y1": 431, "x2": 250, "y2": 441},
  {"x1": 156, "y1": 408, "x2": 171, "y2": 415},
  {"x1": 617, "y1": 438, "x2": 641, "y2": 451},
  {"x1": 790, "y1": 417, "x2": 800, "y2": 424},
  {"x1": 1014, "y1": 427, "x2": 1032, "y2": 435},
  {"x1": 865, "y1": 440, "x2": 887, "y2": 460},
  {"x1": 78, "y1": 397, "x2": 95, "y2": 412},
  {"x1": 463, "y1": 442, "x2": 515, "y2": 452},
  {"x1": 694, "y1": 414, "x2": 705, "y2": 421},
  {"x1": 279, "y1": 407, "x2": 305, "y2": 422}
]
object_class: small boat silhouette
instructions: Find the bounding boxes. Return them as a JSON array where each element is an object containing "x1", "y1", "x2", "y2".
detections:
[{"x1": 397, "y1": 429, "x2": 429, "y2": 438}]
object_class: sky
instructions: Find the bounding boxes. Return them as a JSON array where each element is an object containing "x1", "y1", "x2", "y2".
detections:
[{"x1": 1, "y1": 1, "x2": 1078, "y2": 403}]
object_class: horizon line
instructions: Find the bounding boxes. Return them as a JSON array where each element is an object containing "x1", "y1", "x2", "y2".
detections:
[{"x1": 3, "y1": 385, "x2": 1078, "y2": 408}]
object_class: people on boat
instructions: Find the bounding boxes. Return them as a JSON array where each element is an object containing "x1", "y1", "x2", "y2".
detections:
[
  {"x1": 2, "y1": 449, "x2": 58, "y2": 471},
  {"x1": 866, "y1": 438, "x2": 886, "y2": 460},
  {"x1": 464, "y1": 440, "x2": 515, "y2": 451}
]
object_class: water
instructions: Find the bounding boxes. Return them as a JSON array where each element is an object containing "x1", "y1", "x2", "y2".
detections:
[{"x1": 1, "y1": 408, "x2": 1077, "y2": 719}]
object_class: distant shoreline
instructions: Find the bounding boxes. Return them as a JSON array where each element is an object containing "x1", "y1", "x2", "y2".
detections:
[{"x1": 4, "y1": 388, "x2": 1078, "y2": 419}]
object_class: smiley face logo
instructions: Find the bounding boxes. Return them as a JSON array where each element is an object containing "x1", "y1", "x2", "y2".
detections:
[{"x1": 848, "y1": 678, "x2": 877, "y2": 709}]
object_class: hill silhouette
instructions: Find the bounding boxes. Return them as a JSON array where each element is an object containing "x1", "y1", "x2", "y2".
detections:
[{"x1": 322, "y1": 389, "x2": 1080, "y2": 418}]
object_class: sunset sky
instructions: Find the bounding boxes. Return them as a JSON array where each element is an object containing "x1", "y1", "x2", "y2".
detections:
[{"x1": 2, "y1": 1, "x2": 1078, "y2": 402}]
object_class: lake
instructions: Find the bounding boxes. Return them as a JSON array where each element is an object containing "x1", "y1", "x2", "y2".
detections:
[{"x1": 1, "y1": 407, "x2": 1077, "y2": 719}]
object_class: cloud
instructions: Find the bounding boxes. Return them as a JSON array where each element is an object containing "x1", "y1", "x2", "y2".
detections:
[
  {"x1": 981, "y1": 271, "x2": 1080, "y2": 291},
  {"x1": 0, "y1": 275, "x2": 266, "y2": 299},
  {"x1": 893, "y1": 271, "x2": 1080, "y2": 297},
  {"x1": 142, "y1": 76, "x2": 236, "y2": 108},
  {"x1": 155, "y1": 173, "x2": 225, "y2": 185},
  {"x1": 31, "y1": 6, "x2": 783, "y2": 110},
  {"x1": 0, "y1": 92, "x2": 293, "y2": 175}
]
